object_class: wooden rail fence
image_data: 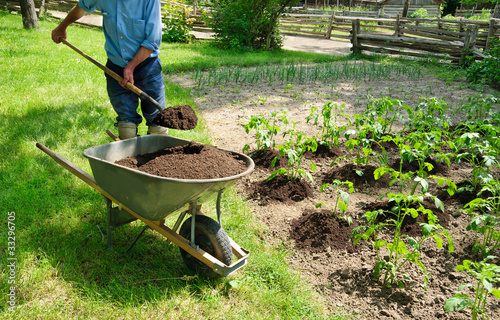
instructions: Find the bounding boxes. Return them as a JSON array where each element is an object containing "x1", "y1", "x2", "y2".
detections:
[
  {"x1": 279, "y1": 11, "x2": 500, "y2": 63},
  {"x1": 3, "y1": 0, "x2": 499, "y2": 63}
]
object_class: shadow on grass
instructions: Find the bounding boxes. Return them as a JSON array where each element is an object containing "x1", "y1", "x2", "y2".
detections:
[{"x1": 1, "y1": 103, "x2": 223, "y2": 306}]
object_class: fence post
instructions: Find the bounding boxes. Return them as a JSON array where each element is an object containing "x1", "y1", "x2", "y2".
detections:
[
  {"x1": 461, "y1": 25, "x2": 478, "y2": 65},
  {"x1": 494, "y1": 4, "x2": 500, "y2": 19},
  {"x1": 351, "y1": 19, "x2": 361, "y2": 54},
  {"x1": 459, "y1": 17, "x2": 465, "y2": 33},
  {"x1": 325, "y1": 9, "x2": 336, "y2": 39},
  {"x1": 394, "y1": 13, "x2": 401, "y2": 37},
  {"x1": 485, "y1": 19, "x2": 496, "y2": 51}
]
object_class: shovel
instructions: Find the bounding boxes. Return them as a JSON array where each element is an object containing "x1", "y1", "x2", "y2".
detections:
[{"x1": 59, "y1": 38, "x2": 197, "y2": 130}]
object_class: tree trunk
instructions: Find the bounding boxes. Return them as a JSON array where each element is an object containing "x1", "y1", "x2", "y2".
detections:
[
  {"x1": 20, "y1": 0, "x2": 39, "y2": 29},
  {"x1": 402, "y1": 0, "x2": 410, "y2": 18}
]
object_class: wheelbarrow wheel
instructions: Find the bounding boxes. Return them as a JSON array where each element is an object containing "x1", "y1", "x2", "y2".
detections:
[{"x1": 179, "y1": 215, "x2": 232, "y2": 277}]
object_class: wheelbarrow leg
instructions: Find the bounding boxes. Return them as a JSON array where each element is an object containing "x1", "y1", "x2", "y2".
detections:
[
  {"x1": 106, "y1": 198, "x2": 137, "y2": 249},
  {"x1": 105, "y1": 197, "x2": 151, "y2": 254},
  {"x1": 124, "y1": 225, "x2": 151, "y2": 253}
]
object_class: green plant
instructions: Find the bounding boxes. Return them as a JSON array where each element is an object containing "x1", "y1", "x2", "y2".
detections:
[
  {"x1": 452, "y1": 132, "x2": 498, "y2": 191},
  {"x1": 268, "y1": 123, "x2": 317, "y2": 182},
  {"x1": 251, "y1": 95, "x2": 268, "y2": 105},
  {"x1": 467, "y1": 38, "x2": 500, "y2": 86},
  {"x1": 243, "y1": 109, "x2": 289, "y2": 153},
  {"x1": 464, "y1": 180, "x2": 500, "y2": 257},
  {"x1": 408, "y1": 8, "x2": 428, "y2": 19},
  {"x1": 317, "y1": 180, "x2": 354, "y2": 218},
  {"x1": 444, "y1": 256, "x2": 500, "y2": 320},
  {"x1": 306, "y1": 102, "x2": 351, "y2": 148},
  {"x1": 455, "y1": 93, "x2": 499, "y2": 122},
  {"x1": 162, "y1": 1, "x2": 195, "y2": 43},
  {"x1": 352, "y1": 193, "x2": 454, "y2": 289},
  {"x1": 209, "y1": 0, "x2": 299, "y2": 51},
  {"x1": 363, "y1": 95, "x2": 403, "y2": 136},
  {"x1": 400, "y1": 97, "x2": 451, "y2": 133},
  {"x1": 374, "y1": 132, "x2": 456, "y2": 197}
]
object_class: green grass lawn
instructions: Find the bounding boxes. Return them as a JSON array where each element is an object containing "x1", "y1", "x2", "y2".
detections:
[{"x1": 0, "y1": 11, "x2": 355, "y2": 320}]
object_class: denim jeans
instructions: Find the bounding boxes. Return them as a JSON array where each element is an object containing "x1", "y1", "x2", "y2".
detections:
[{"x1": 105, "y1": 57, "x2": 166, "y2": 126}]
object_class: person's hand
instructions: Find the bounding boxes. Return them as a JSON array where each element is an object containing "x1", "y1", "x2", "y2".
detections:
[
  {"x1": 51, "y1": 26, "x2": 66, "y2": 43},
  {"x1": 120, "y1": 64, "x2": 135, "y2": 89}
]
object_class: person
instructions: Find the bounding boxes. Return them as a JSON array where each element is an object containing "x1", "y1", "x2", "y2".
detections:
[{"x1": 52, "y1": 0, "x2": 168, "y2": 139}]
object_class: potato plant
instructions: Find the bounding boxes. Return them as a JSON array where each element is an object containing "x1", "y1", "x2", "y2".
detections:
[
  {"x1": 445, "y1": 256, "x2": 500, "y2": 320},
  {"x1": 374, "y1": 133, "x2": 455, "y2": 198},
  {"x1": 243, "y1": 109, "x2": 289, "y2": 153},
  {"x1": 316, "y1": 180, "x2": 354, "y2": 220},
  {"x1": 454, "y1": 93, "x2": 498, "y2": 122},
  {"x1": 464, "y1": 180, "x2": 500, "y2": 257},
  {"x1": 451, "y1": 132, "x2": 498, "y2": 191},
  {"x1": 400, "y1": 97, "x2": 452, "y2": 133},
  {"x1": 352, "y1": 193, "x2": 454, "y2": 289},
  {"x1": 306, "y1": 102, "x2": 351, "y2": 148},
  {"x1": 268, "y1": 123, "x2": 317, "y2": 183},
  {"x1": 363, "y1": 95, "x2": 403, "y2": 136}
]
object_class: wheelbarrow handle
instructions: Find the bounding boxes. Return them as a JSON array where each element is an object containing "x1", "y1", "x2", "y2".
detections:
[
  {"x1": 59, "y1": 38, "x2": 164, "y2": 113},
  {"x1": 36, "y1": 142, "x2": 99, "y2": 188}
]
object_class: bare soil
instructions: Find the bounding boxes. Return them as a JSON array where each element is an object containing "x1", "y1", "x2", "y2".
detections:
[{"x1": 169, "y1": 69, "x2": 500, "y2": 320}]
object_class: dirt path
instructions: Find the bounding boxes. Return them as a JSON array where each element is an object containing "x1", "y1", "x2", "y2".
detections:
[
  {"x1": 48, "y1": 11, "x2": 352, "y2": 56},
  {"x1": 192, "y1": 30, "x2": 352, "y2": 55}
]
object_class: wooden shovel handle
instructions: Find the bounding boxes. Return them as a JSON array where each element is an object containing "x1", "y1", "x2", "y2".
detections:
[
  {"x1": 36, "y1": 142, "x2": 99, "y2": 188},
  {"x1": 60, "y1": 38, "x2": 164, "y2": 112}
]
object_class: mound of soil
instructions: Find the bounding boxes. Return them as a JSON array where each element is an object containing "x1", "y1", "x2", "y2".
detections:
[
  {"x1": 115, "y1": 141, "x2": 247, "y2": 179},
  {"x1": 153, "y1": 104, "x2": 198, "y2": 130},
  {"x1": 361, "y1": 199, "x2": 451, "y2": 237},
  {"x1": 304, "y1": 144, "x2": 345, "y2": 159},
  {"x1": 391, "y1": 157, "x2": 449, "y2": 175},
  {"x1": 250, "y1": 148, "x2": 288, "y2": 170},
  {"x1": 254, "y1": 175, "x2": 314, "y2": 204},
  {"x1": 323, "y1": 163, "x2": 380, "y2": 187},
  {"x1": 290, "y1": 209, "x2": 361, "y2": 253},
  {"x1": 438, "y1": 180, "x2": 493, "y2": 206}
]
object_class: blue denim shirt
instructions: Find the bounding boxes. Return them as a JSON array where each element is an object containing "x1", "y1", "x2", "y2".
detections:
[{"x1": 78, "y1": 0, "x2": 162, "y2": 68}]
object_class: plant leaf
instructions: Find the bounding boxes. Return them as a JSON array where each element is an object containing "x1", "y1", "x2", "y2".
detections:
[
  {"x1": 434, "y1": 197, "x2": 444, "y2": 213},
  {"x1": 491, "y1": 288, "x2": 500, "y2": 299},
  {"x1": 444, "y1": 296, "x2": 469, "y2": 312}
]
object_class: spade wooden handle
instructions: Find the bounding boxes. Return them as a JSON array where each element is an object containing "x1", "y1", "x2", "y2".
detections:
[{"x1": 60, "y1": 38, "x2": 164, "y2": 112}]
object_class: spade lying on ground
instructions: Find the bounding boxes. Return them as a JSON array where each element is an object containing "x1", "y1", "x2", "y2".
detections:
[{"x1": 153, "y1": 105, "x2": 198, "y2": 130}]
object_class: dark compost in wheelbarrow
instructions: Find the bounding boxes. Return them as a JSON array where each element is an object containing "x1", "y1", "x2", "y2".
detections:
[{"x1": 115, "y1": 141, "x2": 247, "y2": 179}]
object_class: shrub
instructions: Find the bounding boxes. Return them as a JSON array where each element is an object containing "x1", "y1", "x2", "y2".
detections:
[
  {"x1": 162, "y1": 1, "x2": 194, "y2": 43},
  {"x1": 408, "y1": 8, "x2": 428, "y2": 19},
  {"x1": 466, "y1": 38, "x2": 500, "y2": 87},
  {"x1": 209, "y1": 0, "x2": 299, "y2": 51}
]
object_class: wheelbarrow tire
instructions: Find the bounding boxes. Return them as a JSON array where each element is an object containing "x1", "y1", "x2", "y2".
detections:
[{"x1": 179, "y1": 215, "x2": 232, "y2": 277}]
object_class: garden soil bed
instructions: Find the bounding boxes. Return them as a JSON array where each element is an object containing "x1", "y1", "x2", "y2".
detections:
[{"x1": 170, "y1": 69, "x2": 500, "y2": 319}]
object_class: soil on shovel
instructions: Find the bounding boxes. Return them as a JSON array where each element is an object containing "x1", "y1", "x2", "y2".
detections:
[
  {"x1": 153, "y1": 105, "x2": 198, "y2": 130},
  {"x1": 115, "y1": 141, "x2": 247, "y2": 179}
]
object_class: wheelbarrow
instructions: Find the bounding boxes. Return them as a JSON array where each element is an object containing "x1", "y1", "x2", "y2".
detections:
[{"x1": 36, "y1": 134, "x2": 255, "y2": 277}]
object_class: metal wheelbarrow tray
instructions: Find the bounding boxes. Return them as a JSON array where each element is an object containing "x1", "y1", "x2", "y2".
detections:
[{"x1": 36, "y1": 135, "x2": 255, "y2": 277}]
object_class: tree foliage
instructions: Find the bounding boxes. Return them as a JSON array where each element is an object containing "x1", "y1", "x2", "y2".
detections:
[{"x1": 208, "y1": 0, "x2": 299, "y2": 51}]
